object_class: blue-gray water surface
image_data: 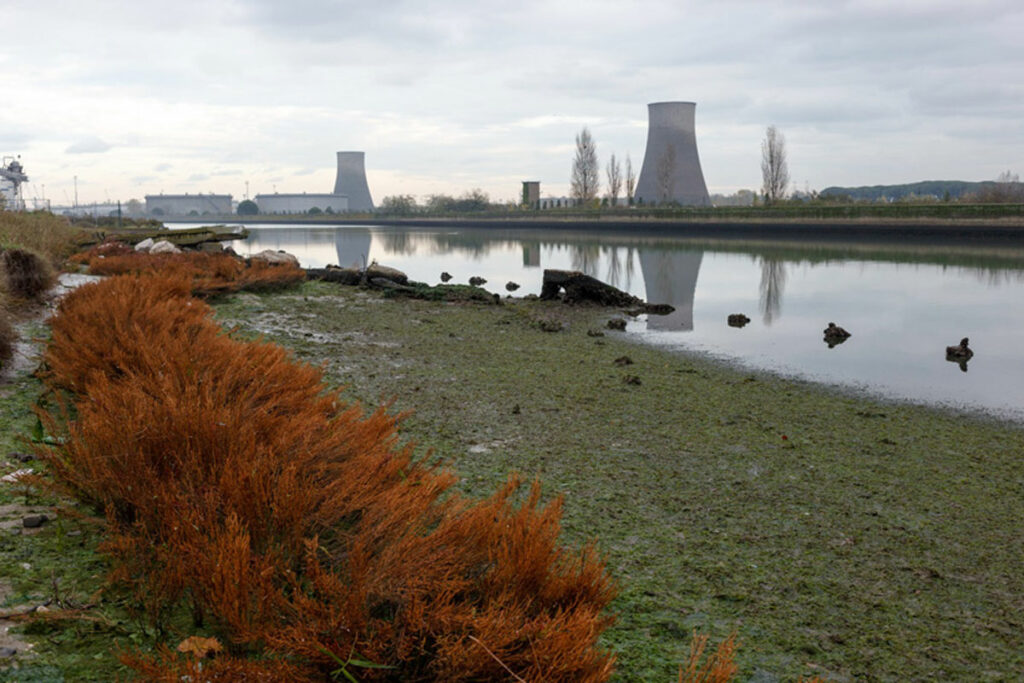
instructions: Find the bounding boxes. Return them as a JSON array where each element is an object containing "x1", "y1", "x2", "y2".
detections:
[{"x1": 175, "y1": 223, "x2": 1024, "y2": 421}]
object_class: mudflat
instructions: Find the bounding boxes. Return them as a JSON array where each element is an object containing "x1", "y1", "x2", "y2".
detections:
[{"x1": 213, "y1": 281, "x2": 1024, "y2": 682}]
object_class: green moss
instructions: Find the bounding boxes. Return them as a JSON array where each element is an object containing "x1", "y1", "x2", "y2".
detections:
[{"x1": 214, "y1": 281, "x2": 1024, "y2": 681}]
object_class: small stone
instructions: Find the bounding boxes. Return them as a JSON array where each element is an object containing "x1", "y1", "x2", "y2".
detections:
[
  {"x1": 8, "y1": 452, "x2": 34, "y2": 463},
  {"x1": 23, "y1": 514, "x2": 48, "y2": 528},
  {"x1": 512, "y1": 404, "x2": 521, "y2": 415},
  {"x1": 586, "y1": 329, "x2": 605, "y2": 337},
  {"x1": 614, "y1": 355, "x2": 634, "y2": 366},
  {"x1": 606, "y1": 318, "x2": 627, "y2": 331},
  {"x1": 0, "y1": 647, "x2": 18, "y2": 658},
  {"x1": 623, "y1": 375, "x2": 642, "y2": 385}
]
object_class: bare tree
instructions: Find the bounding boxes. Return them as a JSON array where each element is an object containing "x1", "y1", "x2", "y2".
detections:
[
  {"x1": 656, "y1": 144, "x2": 677, "y2": 204},
  {"x1": 761, "y1": 125, "x2": 790, "y2": 205},
  {"x1": 625, "y1": 154, "x2": 636, "y2": 205},
  {"x1": 571, "y1": 127, "x2": 600, "y2": 205},
  {"x1": 605, "y1": 153, "x2": 622, "y2": 206}
]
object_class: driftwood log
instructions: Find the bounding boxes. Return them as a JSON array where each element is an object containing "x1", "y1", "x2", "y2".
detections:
[{"x1": 540, "y1": 269, "x2": 674, "y2": 314}]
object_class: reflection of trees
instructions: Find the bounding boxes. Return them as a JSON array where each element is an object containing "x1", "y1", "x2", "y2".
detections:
[
  {"x1": 605, "y1": 246, "x2": 621, "y2": 288},
  {"x1": 571, "y1": 244, "x2": 602, "y2": 277},
  {"x1": 759, "y1": 258, "x2": 786, "y2": 325},
  {"x1": 376, "y1": 229, "x2": 415, "y2": 255},
  {"x1": 603, "y1": 247, "x2": 638, "y2": 290}
]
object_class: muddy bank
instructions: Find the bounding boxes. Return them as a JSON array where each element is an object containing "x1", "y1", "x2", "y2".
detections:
[{"x1": 213, "y1": 281, "x2": 1024, "y2": 682}]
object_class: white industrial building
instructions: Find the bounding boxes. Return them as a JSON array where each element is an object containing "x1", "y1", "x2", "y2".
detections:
[
  {"x1": 145, "y1": 193, "x2": 233, "y2": 216},
  {"x1": 254, "y1": 193, "x2": 348, "y2": 215}
]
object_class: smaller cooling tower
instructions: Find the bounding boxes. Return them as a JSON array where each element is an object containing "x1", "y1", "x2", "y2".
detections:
[
  {"x1": 333, "y1": 151, "x2": 374, "y2": 212},
  {"x1": 634, "y1": 102, "x2": 710, "y2": 207}
]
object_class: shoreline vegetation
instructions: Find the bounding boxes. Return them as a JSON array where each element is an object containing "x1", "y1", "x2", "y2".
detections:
[
  {"x1": 1, "y1": 212, "x2": 1022, "y2": 680},
  {"x1": 164, "y1": 199, "x2": 1024, "y2": 230}
]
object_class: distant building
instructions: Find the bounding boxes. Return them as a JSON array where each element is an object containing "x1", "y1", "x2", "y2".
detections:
[
  {"x1": 254, "y1": 193, "x2": 349, "y2": 215},
  {"x1": 522, "y1": 181, "x2": 540, "y2": 208},
  {"x1": 145, "y1": 193, "x2": 233, "y2": 216}
]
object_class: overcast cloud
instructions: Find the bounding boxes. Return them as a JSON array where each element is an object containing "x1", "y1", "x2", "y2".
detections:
[{"x1": 3, "y1": 0, "x2": 1022, "y2": 205}]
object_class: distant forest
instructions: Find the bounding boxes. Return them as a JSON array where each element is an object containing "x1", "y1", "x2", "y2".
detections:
[{"x1": 820, "y1": 180, "x2": 1003, "y2": 201}]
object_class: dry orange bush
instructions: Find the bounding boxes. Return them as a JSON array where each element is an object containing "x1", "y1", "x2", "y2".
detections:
[
  {"x1": 75, "y1": 244, "x2": 305, "y2": 295},
  {"x1": 39, "y1": 272, "x2": 617, "y2": 681}
]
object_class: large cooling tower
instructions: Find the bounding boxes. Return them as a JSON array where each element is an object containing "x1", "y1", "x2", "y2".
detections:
[
  {"x1": 333, "y1": 151, "x2": 374, "y2": 212},
  {"x1": 634, "y1": 102, "x2": 710, "y2": 206}
]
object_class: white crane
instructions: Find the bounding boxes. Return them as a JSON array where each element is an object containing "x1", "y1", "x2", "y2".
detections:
[{"x1": 1, "y1": 156, "x2": 29, "y2": 210}]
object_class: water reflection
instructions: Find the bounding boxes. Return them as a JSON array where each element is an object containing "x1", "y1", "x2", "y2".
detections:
[
  {"x1": 335, "y1": 229, "x2": 372, "y2": 269},
  {"x1": 186, "y1": 222, "x2": 1024, "y2": 419},
  {"x1": 523, "y1": 242, "x2": 541, "y2": 267},
  {"x1": 570, "y1": 244, "x2": 602, "y2": 278},
  {"x1": 639, "y1": 250, "x2": 703, "y2": 331},
  {"x1": 759, "y1": 259, "x2": 787, "y2": 326}
]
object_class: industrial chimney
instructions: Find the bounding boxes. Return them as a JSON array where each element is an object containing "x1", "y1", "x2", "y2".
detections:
[
  {"x1": 333, "y1": 151, "x2": 374, "y2": 212},
  {"x1": 634, "y1": 102, "x2": 710, "y2": 207}
]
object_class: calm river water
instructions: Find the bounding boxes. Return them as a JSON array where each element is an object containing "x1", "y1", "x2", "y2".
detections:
[{"x1": 178, "y1": 223, "x2": 1024, "y2": 420}]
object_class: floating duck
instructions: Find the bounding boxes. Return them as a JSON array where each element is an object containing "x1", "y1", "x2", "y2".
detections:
[
  {"x1": 440, "y1": 272, "x2": 453, "y2": 282},
  {"x1": 468, "y1": 276, "x2": 487, "y2": 286},
  {"x1": 823, "y1": 322, "x2": 851, "y2": 348},
  {"x1": 505, "y1": 281, "x2": 520, "y2": 292},
  {"x1": 727, "y1": 313, "x2": 751, "y2": 328}
]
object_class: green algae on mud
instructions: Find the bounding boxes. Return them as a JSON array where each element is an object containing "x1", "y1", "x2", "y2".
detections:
[{"x1": 215, "y1": 281, "x2": 1024, "y2": 682}]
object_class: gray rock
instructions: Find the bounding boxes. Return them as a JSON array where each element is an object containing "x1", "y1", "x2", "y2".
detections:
[
  {"x1": 134, "y1": 237, "x2": 155, "y2": 252},
  {"x1": 251, "y1": 249, "x2": 299, "y2": 266},
  {"x1": 366, "y1": 264, "x2": 408, "y2": 284},
  {"x1": 149, "y1": 239, "x2": 181, "y2": 255}
]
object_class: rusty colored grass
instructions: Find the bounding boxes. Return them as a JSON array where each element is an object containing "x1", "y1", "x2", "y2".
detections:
[
  {"x1": 38, "y1": 271, "x2": 617, "y2": 681},
  {"x1": 75, "y1": 244, "x2": 304, "y2": 295}
]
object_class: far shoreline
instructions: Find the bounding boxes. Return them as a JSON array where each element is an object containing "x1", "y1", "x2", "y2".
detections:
[{"x1": 167, "y1": 215, "x2": 1024, "y2": 246}]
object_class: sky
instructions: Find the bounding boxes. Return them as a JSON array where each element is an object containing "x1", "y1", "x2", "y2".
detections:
[{"x1": 3, "y1": 0, "x2": 1023, "y2": 206}]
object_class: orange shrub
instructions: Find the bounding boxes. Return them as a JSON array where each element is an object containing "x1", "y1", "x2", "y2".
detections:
[
  {"x1": 75, "y1": 245, "x2": 304, "y2": 296},
  {"x1": 39, "y1": 272, "x2": 617, "y2": 681}
]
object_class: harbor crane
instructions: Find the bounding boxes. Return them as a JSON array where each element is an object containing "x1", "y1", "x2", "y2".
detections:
[{"x1": 1, "y1": 156, "x2": 28, "y2": 210}]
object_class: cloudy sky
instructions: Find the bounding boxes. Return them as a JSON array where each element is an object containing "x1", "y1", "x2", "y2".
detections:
[{"x1": 3, "y1": 0, "x2": 1022, "y2": 206}]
